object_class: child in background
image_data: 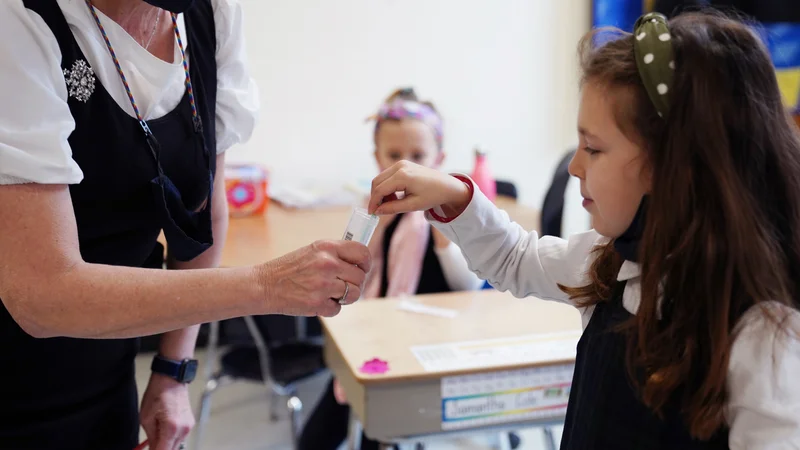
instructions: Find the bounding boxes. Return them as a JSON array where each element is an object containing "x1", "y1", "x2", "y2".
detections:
[
  {"x1": 298, "y1": 88, "x2": 484, "y2": 450},
  {"x1": 368, "y1": 12, "x2": 800, "y2": 449}
]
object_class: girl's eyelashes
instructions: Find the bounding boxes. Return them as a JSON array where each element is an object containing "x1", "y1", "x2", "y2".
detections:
[
  {"x1": 386, "y1": 152, "x2": 428, "y2": 162},
  {"x1": 583, "y1": 145, "x2": 601, "y2": 156}
]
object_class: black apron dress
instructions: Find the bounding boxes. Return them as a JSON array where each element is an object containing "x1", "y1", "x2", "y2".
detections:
[
  {"x1": 561, "y1": 198, "x2": 730, "y2": 449},
  {"x1": 560, "y1": 281, "x2": 730, "y2": 449},
  {"x1": 0, "y1": 1, "x2": 217, "y2": 448}
]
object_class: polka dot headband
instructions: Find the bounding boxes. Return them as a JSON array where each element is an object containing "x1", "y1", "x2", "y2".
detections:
[
  {"x1": 373, "y1": 100, "x2": 444, "y2": 149},
  {"x1": 634, "y1": 12, "x2": 675, "y2": 118}
]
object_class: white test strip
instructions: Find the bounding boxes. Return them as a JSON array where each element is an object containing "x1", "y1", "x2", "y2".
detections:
[
  {"x1": 342, "y1": 207, "x2": 379, "y2": 245},
  {"x1": 396, "y1": 300, "x2": 459, "y2": 319}
]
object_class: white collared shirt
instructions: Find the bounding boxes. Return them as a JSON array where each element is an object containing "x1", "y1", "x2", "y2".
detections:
[
  {"x1": 0, "y1": 0, "x2": 259, "y2": 185},
  {"x1": 431, "y1": 183, "x2": 800, "y2": 449}
]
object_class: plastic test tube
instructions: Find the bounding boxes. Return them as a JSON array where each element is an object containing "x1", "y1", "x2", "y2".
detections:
[{"x1": 342, "y1": 207, "x2": 379, "y2": 245}]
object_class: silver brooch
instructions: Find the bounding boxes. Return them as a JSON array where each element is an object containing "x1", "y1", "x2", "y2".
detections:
[{"x1": 63, "y1": 60, "x2": 96, "y2": 103}]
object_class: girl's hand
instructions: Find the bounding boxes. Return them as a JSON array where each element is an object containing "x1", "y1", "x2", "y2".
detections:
[
  {"x1": 333, "y1": 378, "x2": 348, "y2": 404},
  {"x1": 367, "y1": 161, "x2": 471, "y2": 216}
]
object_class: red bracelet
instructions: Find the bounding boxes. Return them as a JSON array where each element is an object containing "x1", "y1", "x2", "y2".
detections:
[{"x1": 428, "y1": 175, "x2": 474, "y2": 223}]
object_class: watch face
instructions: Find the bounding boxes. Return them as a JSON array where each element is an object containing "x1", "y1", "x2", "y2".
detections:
[{"x1": 181, "y1": 359, "x2": 199, "y2": 383}]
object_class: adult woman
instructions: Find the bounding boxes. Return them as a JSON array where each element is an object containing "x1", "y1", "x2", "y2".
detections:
[{"x1": 0, "y1": 1, "x2": 370, "y2": 449}]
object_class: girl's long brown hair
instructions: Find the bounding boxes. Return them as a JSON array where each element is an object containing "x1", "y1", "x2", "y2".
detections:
[{"x1": 564, "y1": 11, "x2": 800, "y2": 439}]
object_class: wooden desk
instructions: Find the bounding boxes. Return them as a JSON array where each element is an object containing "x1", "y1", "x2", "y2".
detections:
[
  {"x1": 220, "y1": 196, "x2": 539, "y2": 267},
  {"x1": 321, "y1": 290, "x2": 582, "y2": 443}
]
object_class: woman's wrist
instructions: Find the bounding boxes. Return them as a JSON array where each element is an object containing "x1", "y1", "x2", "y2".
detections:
[{"x1": 251, "y1": 263, "x2": 274, "y2": 314}]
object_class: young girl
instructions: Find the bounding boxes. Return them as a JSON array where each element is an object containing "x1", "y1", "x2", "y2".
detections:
[
  {"x1": 298, "y1": 88, "x2": 484, "y2": 450},
  {"x1": 368, "y1": 12, "x2": 800, "y2": 449}
]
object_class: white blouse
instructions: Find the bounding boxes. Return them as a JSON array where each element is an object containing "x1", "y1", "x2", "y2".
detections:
[
  {"x1": 431, "y1": 181, "x2": 800, "y2": 449},
  {"x1": 0, "y1": 0, "x2": 259, "y2": 185}
]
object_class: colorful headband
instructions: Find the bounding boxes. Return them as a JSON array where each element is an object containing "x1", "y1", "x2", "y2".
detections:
[
  {"x1": 373, "y1": 100, "x2": 444, "y2": 148},
  {"x1": 633, "y1": 12, "x2": 675, "y2": 118}
]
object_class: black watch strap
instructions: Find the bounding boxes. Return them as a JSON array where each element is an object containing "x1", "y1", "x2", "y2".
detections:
[{"x1": 151, "y1": 355, "x2": 199, "y2": 384}]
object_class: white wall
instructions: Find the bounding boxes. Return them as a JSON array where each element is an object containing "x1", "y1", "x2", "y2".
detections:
[{"x1": 230, "y1": 0, "x2": 591, "y2": 209}]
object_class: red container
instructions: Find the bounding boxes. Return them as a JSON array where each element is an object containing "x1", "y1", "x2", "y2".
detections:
[{"x1": 225, "y1": 164, "x2": 270, "y2": 217}]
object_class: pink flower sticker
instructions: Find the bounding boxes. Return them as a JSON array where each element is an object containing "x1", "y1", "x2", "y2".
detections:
[{"x1": 359, "y1": 358, "x2": 389, "y2": 375}]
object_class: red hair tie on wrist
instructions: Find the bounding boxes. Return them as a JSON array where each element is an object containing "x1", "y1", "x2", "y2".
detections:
[{"x1": 427, "y1": 175, "x2": 473, "y2": 223}]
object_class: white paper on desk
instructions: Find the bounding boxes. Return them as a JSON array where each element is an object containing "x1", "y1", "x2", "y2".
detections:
[
  {"x1": 410, "y1": 330, "x2": 581, "y2": 373},
  {"x1": 269, "y1": 180, "x2": 365, "y2": 209},
  {"x1": 396, "y1": 300, "x2": 458, "y2": 318},
  {"x1": 440, "y1": 363, "x2": 574, "y2": 430}
]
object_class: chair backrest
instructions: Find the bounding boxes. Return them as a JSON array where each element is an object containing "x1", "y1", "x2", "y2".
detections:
[
  {"x1": 541, "y1": 149, "x2": 577, "y2": 237},
  {"x1": 495, "y1": 180, "x2": 518, "y2": 199}
]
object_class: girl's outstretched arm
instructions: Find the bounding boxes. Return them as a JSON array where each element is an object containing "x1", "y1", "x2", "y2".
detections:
[{"x1": 370, "y1": 161, "x2": 604, "y2": 305}]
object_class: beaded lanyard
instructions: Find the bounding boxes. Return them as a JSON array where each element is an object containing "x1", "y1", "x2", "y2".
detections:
[{"x1": 85, "y1": 0, "x2": 203, "y2": 139}]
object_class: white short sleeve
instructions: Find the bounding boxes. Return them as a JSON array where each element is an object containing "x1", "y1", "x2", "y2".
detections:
[
  {"x1": 0, "y1": 2, "x2": 83, "y2": 185},
  {"x1": 212, "y1": 0, "x2": 259, "y2": 154},
  {"x1": 727, "y1": 304, "x2": 800, "y2": 449}
]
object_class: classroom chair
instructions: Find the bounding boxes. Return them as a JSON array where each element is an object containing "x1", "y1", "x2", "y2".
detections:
[
  {"x1": 541, "y1": 149, "x2": 577, "y2": 238},
  {"x1": 193, "y1": 316, "x2": 326, "y2": 450},
  {"x1": 495, "y1": 179, "x2": 518, "y2": 199}
]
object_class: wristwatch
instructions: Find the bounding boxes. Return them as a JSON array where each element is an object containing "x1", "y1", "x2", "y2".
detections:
[{"x1": 151, "y1": 355, "x2": 199, "y2": 384}]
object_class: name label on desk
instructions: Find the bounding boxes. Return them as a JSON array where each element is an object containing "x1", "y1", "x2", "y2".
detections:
[{"x1": 440, "y1": 364, "x2": 573, "y2": 430}]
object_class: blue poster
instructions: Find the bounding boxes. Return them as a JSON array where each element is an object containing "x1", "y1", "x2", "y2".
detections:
[{"x1": 591, "y1": 1, "x2": 799, "y2": 111}]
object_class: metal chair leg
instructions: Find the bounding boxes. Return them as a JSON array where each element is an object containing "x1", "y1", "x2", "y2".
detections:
[
  {"x1": 347, "y1": 413, "x2": 362, "y2": 450},
  {"x1": 243, "y1": 315, "x2": 278, "y2": 421},
  {"x1": 192, "y1": 373, "x2": 226, "y2": 450},
  {"x1": 287, "y1": 396, "x2": 303, "y2": 450},
  {"x1": 203, "y1": 321, "x2": 220, "y2": 381},
  {"x1": 498, "y1": 431, "x2": 514, "y2": 450},
  {"x1": 294, "y1": 316, "x2": 307, "y2": 341},
  {"x1": 543, "y1": 426, "x2": 559, "y2": 450},
  {"x1": 243, "y1": 316, "x2": 271, "y2": 385}
]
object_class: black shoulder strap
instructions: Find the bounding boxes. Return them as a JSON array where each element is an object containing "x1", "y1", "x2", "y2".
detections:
[{"x1": 22, "y1": 0, "x2": 82, "y2": 69}]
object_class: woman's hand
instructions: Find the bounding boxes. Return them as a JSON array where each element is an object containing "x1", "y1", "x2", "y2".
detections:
[
  {"x1": 140, "y1": 373, "x2": 195, "y2": 450},
  {"x1": 258, "y1": 240, "x2": 371, "y2": 317},
  {"x1": 367, "y1": 161, "x2": 471, "y2": 216}
]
